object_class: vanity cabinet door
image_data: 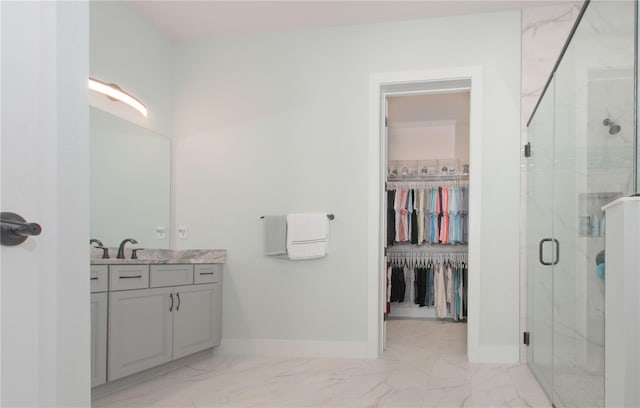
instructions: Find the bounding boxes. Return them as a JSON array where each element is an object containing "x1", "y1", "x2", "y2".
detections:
[
  {"x1": 90, "y1": 292, "x2": 108, "y2": 387},
  {"x1": 173, "y1": 284, "x2": 219, "y2": 359},
  {"x1": 108, "y1": 287, "x2": 174, "y2": 381}
]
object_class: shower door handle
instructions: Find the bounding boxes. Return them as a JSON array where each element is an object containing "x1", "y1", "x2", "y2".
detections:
[
  {"x1": 539, "y1": 238, "x2": 560, "y2": 266},
  {"x1": 539, "y1": 238, "x2": 553, "y2": 266},
  {"x1": 551, "y1": 238, "x2": 560, "y2": 265}
]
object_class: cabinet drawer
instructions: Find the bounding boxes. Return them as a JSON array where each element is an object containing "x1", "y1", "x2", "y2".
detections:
[
  {"x1": 109, "y1": 265, "x2": 149, "y2": 291},
  {"x1": 194, "y1": 264, "x2": 221, "y2": 284},
  {"x1": 90, "y1": 265, "x2": 108, "y2": 293},
  {"x1": 150, "y1": 265, "x2": 193, "y2": 288}
]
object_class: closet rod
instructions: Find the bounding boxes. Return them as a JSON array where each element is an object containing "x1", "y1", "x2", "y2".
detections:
[
  {"x1": 387, "y1": 174, "x2": 469, "y2": 182},
  {"x1": 260, "y1": 214, "x2": 335, "y2": 220},
  {"x1": 387, "y1": 247, "x2": 467, "y2": 254}
]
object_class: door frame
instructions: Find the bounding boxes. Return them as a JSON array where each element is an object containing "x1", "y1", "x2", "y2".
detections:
[{"x1": 367, "y1": 67, "x2": 483, "y2": 359}]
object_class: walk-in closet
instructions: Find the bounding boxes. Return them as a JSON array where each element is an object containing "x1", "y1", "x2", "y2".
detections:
[{"x1": 384, "y1": 90, "x2": 470, "y2": 349}]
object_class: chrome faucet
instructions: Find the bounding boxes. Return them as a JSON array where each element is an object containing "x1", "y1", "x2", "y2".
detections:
[
  {"x1": 116, "y1": 238, "x2": 138, "y2": 259},
  {"x1": 90, "y1": 238, "x2": 109, "y2": 259}
]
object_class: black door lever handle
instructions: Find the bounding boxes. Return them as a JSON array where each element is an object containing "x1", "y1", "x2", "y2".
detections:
[{"x1": 1, "y1": 212, "x2": 42, "y2": 246}]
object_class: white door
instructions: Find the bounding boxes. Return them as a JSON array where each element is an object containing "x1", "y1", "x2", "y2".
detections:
[
  {"x1": 0, "y1": 2, "x2": 90, "y2": 406},
  {"x1": 173, "y1": 284, "x2": 217, "y2": 359}
]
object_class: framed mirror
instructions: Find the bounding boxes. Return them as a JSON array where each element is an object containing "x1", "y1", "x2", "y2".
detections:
[{"x1": 90, "y1": 107, "x2": 171, "y2": 248}]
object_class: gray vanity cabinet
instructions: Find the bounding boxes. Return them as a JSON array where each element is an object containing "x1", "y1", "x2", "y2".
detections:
[
  {"x1": 90, "y1": 292, "x2": 108, "y2": 387},
  {"x1": 90, "y1": 264, "x2": 108, "y2": 387},
  {"x1": 108, "y1": 287, "x2": 174, "y2": 381},
  {"x1": 105, "y1": 263, "x2": 224, "y2": 383}
]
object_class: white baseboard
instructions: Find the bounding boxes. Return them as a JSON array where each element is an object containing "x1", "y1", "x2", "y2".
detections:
[{"x1": 218, "y1": 338, "x2": 370, "y2": 359}]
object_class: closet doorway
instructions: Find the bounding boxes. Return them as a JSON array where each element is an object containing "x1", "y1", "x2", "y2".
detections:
[
  {"x1": 384, "y1": 89, "x2": 470, "y2": 350},
  {"x1": 368, "y1": 68, "x2": 483, "y2": 360}
]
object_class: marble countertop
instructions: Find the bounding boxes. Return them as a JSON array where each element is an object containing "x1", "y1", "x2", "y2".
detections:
[{"x1": 90, "y1": 248, "x2": 226, "y2": 265}]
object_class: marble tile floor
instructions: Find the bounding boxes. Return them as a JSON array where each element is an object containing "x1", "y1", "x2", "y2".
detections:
[
  {"x1": 93, "y1": 319, "x2": 551, "y2": 407},
  {"x1": 553, "y1": 372, "x2": 603, "y2": 408}
]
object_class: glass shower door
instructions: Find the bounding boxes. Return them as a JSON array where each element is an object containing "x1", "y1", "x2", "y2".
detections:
[
  {"x1": 526, "y1": 78, "x2": 555, "y2": 397},
  {"x1": 550, "y1": 2, "x2": 635, "y2": 406},
  {"x1": 526, "y1": 2, "x2": 637, "y2": 406}
]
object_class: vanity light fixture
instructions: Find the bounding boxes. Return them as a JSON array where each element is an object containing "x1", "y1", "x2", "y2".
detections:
[{"x1": 88, "y1": 77, "x2": 148, "y2": 117}]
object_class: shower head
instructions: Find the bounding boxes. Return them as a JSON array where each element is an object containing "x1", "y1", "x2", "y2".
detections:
[{"x1": 603, "y1": 118, "x2": 621, "y2": 135}]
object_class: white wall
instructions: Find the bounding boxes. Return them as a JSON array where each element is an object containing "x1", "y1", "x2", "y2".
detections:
[
  {"x1": 387, "y1": 92, "x2": 470, "y2": 166},
  {"x1": 173, "y1": 11, "x2": 521, "y2": 361},
  {"x1": 388, "y1": 122, "x2": 457, "y2": 161},
  {"x1": 90, "y1": 2, "x2": 175, "y2": 136}
]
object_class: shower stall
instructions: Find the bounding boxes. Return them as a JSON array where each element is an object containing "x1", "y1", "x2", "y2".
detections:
[{"x1": 525, "y1": 1, "x2": 639, "y2": 407}]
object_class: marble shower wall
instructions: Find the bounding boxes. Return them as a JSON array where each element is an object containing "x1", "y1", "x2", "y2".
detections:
[
  {"x1": 520, "y1": 1, "x2": 583, "y2": 364},
  {"x1": 521, "y1": 3, "x2": 584, "y2": 126}
]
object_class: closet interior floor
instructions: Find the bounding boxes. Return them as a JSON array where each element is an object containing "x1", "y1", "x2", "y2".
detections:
[{"x1": 93, "y1": 319, "x2": 550, "y2": 407}]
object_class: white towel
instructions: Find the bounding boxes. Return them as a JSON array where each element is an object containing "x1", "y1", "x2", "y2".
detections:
[{"x1": 286, "y1": 213, "x2": 329, "y2": 260}]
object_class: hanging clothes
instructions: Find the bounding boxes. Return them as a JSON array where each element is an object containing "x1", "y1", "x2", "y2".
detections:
[
  {"x1": 448, "y1": 187, "x2": 458, "y2": 244},
  {"x1": 399, "y1": 190, "x2": 408, "y2": 242},
  {"x1": 463, "y1": 187, "x2": 469, "y2": 244},
  {"x1": 406, "y1": 190, "x2": 413, "y2": 241},
  {"x1": 445, "y1": 261, "x2": 453, "y2": 312},
  {"x1": 386, "y1": 181, "x2": 469, "y2": 246},
  {"x1": 416, "y1": 189, "x2": 425, "y2": 244},
  {"x1": 456, "y1": 263, "x2": 464, "y2": 320},
  {"x1": 404, "y1": 265, "x2": 414, "y2": 303},
  {"x1": 386, "y1": 180, "x2": 469, "y2": 319},
  {"x1": 388, "y1": 253, "x2": 468, "y2": 321},
  {"x1": 386, "y1": 262, "x2": 391, "y2": 315},
  {"x1": 389, "y1": 266, "x2": 406, "y2": 302},
  {"x1": 435, "y1": 261, "x2": 447, "y2": 318},
  {"x1": 414, "y1": 266, "x2": 427, "y2": 307},
  {"x1": 411, "y1": 191, "x2": 419, "y2": 244},
  {"x1": 394, "y1": 190, "x2": 400, "y2": 242},
  {"x1": 462, "y1": 262, "x2": 468, "y2": 318},
  {"x1": 429, "y1": 187, "x2": 440, "y2": 244},
  {"x1": 439, "y1": 187, "x2": 449, "y2": 244},
  {"x1": 387, "y1": 191, "x2": 396, "y2": 246},
  {"x1": 428, "y1": 260, "x2": 436, "y2": 307}
]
